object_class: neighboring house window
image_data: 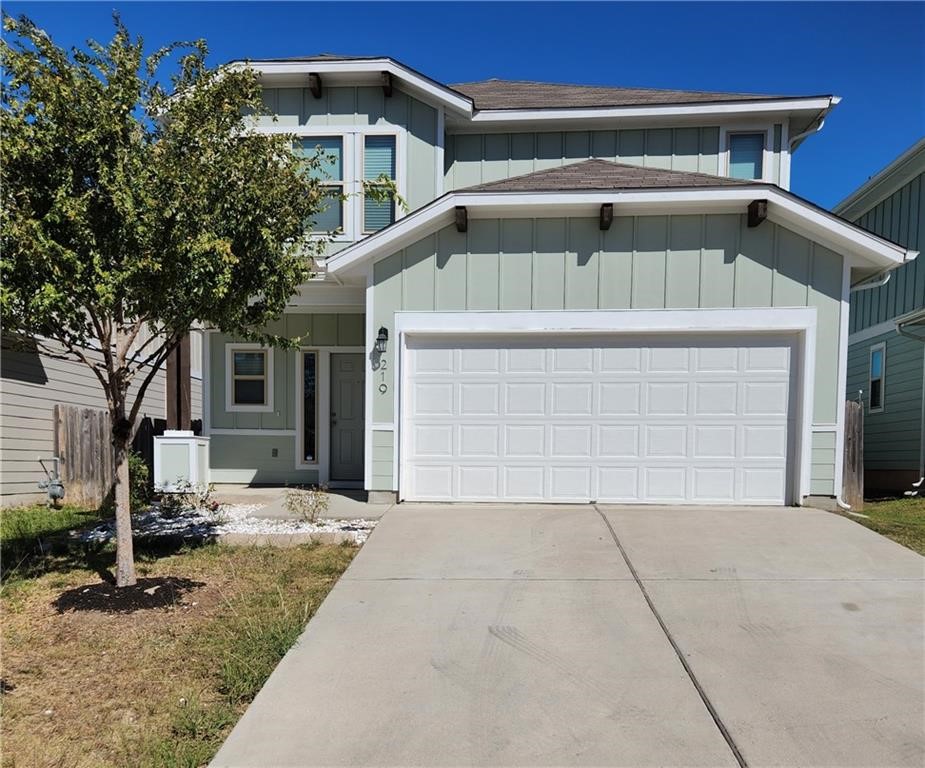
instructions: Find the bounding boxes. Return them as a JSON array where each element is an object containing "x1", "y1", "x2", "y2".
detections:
[
  {"x1": 869, "y1": 343, "x2": 885, "y2": 412},
  {"x1": 300, "y1": 137, "x2": 344, "y2": 233},
  {"x1": 363, "y1": 135, "x2": 396, "y2": 233},
  {"x1": 302, "y1": 351, "x2": 317, "y2": 463},
  {"x1": 728, "y1": 133, "x2": 765, "y2": 180},
  {"x1": 226, "y1": 345, "x2": 273, "y2": 412}
]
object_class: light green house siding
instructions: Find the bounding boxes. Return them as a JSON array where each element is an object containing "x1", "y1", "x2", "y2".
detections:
[
  {"x1": 848, "y1": 172, "x2": 924, "y2": 333},
  {"x1": 208, "y1": 313, "x2": 363, "y2": 484},
  {"x1": 259, "y1": 85, "x2": 438, "y2": 210},
  {"x1": 372, "y1": 214, "x2": 844, "y2": 494},
  {"x1": 846, "y1": 329, "x2": 924, "y2": 472},
  {"x1": 445, "y1": 125, "x2": 784, "y2": 188}
]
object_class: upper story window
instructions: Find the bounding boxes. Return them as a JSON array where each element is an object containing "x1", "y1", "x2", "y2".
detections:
[
  {"x1": 728, "y1": 133, "x2": 765, "y2": 180},
  {"x1": 869, "y1": 343, "x2": 885, "y2": 412},
  {"x1": 299, "y1": 137, "x2": 345, "y2": 233},
  {"x1": 363, "y1": 135, "x2": 397, "y2": 233}
]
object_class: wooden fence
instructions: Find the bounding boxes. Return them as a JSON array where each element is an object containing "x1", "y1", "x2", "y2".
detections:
[
  {"x1": 52, "y1": 404, "x2": 201, "y2": 508},
  {"x1": 842, "y1": 400, "x2": 864, "y2": 510}
]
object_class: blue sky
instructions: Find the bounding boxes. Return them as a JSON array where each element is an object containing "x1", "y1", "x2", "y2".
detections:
[{"x1": 5, "y1": 1, "x2": 924, "y2": 208}]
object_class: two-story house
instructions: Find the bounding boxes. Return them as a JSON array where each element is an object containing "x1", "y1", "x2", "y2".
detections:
[
  {"x1": 840, "y1": 139, "x2": 925, "y2": 495},
  {"x1": 203, "y1": 55, "x2": 916, "y2": 506}
]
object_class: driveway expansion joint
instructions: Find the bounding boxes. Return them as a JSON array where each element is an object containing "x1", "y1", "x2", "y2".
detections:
[{"x1": 593, "y1": 504, "x2": 749, "y2": 768}]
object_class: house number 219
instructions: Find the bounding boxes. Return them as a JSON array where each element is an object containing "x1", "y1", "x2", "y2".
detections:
[{"x1": 378, "y1": 357, "x2": 388, "y2": 393}]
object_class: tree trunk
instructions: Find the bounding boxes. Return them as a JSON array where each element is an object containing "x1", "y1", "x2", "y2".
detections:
[{"x1": 113, "y1": 439, "x2": 136, "y2": 587}]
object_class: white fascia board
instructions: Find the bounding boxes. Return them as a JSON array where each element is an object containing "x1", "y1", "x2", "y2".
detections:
[
  {"x1": 834, "y1": 138, "x2": 925, "y2": 219},
  {"x1": 327, "y1": 186, "x2": 913, "y2": 277},
  {"x1": 242, "y1": 59, "x2": 473, "y2": 117},
  {"x1": 461, "y1": 97, "x2": 836, "y2": 128}
]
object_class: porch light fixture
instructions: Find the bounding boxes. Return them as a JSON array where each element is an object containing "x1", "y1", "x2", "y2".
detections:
[{"x1": 375, "y1": 327, "x2": 389, "y2": 354}]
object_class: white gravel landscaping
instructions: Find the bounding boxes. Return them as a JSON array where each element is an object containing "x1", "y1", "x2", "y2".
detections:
[{"x1": 79, "y1": 503, "x2": 378, "y2": 544}]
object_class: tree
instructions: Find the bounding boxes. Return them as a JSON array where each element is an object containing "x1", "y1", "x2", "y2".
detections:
[{"x1": 1, "y1": 15, "x2": 332, "y2": 587}]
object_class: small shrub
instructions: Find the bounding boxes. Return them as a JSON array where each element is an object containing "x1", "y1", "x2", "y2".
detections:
[
  {"x1": 158, "y1": 481, "x2": 219, "y2": 519},
  {"x1": 284, "y1": 485, "x2": 330, "y2": 523},
  {"x1": 129, "y1": 452, "x2": 151, "y2": 511}
]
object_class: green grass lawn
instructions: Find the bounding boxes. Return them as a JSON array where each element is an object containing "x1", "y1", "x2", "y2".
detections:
[
  {"x1": 845, "y1": 497, "x2": 925, "y2": 556},
  {"x1": 1, "y1": 503, "x2": 357, "y2": 768}
]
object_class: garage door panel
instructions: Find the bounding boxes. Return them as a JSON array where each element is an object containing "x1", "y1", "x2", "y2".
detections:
[
  {"x1": 504, "y1": 382, "x2": 545, "y2": 415},
  {"x1": 646, "y1": 383, "x2": 688, "y2": 415},
  {"x1": 403, "y1": 334, "x2": 795, "y2": 504},
  {"x1": 552, "y1": 382, "x2": 594, "y2": 415}
]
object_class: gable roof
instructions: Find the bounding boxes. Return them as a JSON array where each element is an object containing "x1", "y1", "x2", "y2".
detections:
[
  {"x1": 235, "y1": 55, "x2": 838, "y2": 135},
  {"x1": 463, "y1": 159, "x2": 753, "y2": 192},
  {"x1": 451, "y1": 79, "x2": 804, "y2": 110},
  {"x1": 325, "y1": 158, "x2": 914, "y2": 279}
]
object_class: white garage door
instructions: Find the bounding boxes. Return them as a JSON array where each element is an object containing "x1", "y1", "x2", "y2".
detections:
[{"x1": 401, "y1": 334, "x2": 796, "y2": 505}]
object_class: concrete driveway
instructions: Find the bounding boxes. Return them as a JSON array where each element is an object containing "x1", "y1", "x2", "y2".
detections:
[{"x1": 211, "y1": 505, "x2": 924, "y2": 768}]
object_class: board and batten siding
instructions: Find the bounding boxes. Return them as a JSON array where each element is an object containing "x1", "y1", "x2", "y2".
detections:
[
  {"x1": 848, "y1": 171, "x2": 924, "y2": 333},
  {"x1": 208, "y1": 312, "x2": 364, "y2": 484},
  {"x1": 372, "y1": 214, "x2": 843, "y2": 494},
  {"x1": 258, "y1": 85, "x2": 439, "y2": 211},
  {"x1": 445, "y1": 125, "x2": 783, "y2": 189},
  {"x1": 846, "y1": 329, "x2": 924, "y2": 472},
  {"x1": 0, "y1": 342, "x2": 167, "y2": 506}
]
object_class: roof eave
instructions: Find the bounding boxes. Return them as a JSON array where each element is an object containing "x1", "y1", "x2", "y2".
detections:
[{"x1": 328, "y1": 186, "x2": 911, "y2": 278}]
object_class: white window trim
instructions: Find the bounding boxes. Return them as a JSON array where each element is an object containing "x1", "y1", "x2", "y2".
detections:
[
  {"x1": 258, "y1": 125, "x2": 406, "y2": 243},
  {"x1": 719, "y1": 125, "x2": 773, "y2": 182},
  {"x1": 225, "y1": 344, "x2": 274, "y2": 413},
  {"x1": 388, "y1": 307, "x2": 817, "y2": 504},
  {"x1": 868, "y1": 342, "x2": 886, "y2": 413}
]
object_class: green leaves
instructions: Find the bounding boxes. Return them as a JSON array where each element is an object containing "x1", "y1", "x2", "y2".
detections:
[{"x1": 0, "y1": 13, "x2": 327, "y2": 360}]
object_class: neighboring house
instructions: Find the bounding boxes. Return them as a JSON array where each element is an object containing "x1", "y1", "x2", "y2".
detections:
[
  {"x1": 0, "y1": 332, "x2": 203, "y2": 507},
  {"x1": 839, "y1": 139, "x2": 925, "y2": 495},
  {"x1": 204, "y1": 56, "x2": 916, "y2": 505}
]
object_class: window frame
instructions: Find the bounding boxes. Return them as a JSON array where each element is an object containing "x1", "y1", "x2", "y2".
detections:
[
  {"x1": 720, "y1": 126, "x2": 772, "y2": 182},
  {"x1": 254, "y1": 125, "x2": 405, "y2": 243},
  {"x1": 225, "y1": 344, "x2": 274, "y2": 413},
  {"x1": 868, "y1": 342, "x2": 885, "y2": 413},
  {"x1": 361, "y1": 134, "x2": 398, "y2": 234},
  {"x1": 298, "y1": 135, "x2": 347, "y2": 236}
]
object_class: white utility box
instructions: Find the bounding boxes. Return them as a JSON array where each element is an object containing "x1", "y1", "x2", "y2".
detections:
[{"x1": 153, "y1": 430, "x2": 210, "y2": 491}]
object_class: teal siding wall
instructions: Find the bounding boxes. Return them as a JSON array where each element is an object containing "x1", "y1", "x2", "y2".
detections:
[
  {"x1": 845, "y1": 167, "x2": 924, "y2": 477},
  {"x1": 259, "y1": 85, "x2": 438, "y2": 211},
  {"x1": 849, "y1": 172, "x2": 924, "y2": 333},
  {"x1": 210, "y1": 434, "x2": 319, "y2": 485},
  {"x1": 372, "y1": 214, "x2": 844, "y2": 494},
  {"x1": 209, "y1": 313, "x2": 364, "y2": 431},
  {"x1": 445, "y1": 125, "x2": 783, "y2": 188},
  {"x1": 846, "y1": 329, "x2": 924, "y2": 472}
]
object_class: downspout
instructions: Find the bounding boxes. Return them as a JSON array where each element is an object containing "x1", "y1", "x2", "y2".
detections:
[{"x1": 851, "y1": 271, "x2": 891, "y2": 291}]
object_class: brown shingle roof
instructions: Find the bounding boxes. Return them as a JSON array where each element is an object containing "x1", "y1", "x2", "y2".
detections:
[
  {"x1": 463, "y1": 159, "x2": 756, "y2": 193},
  {"x1": 450, "y1": 78, "x2": 799, "y2": 110}
]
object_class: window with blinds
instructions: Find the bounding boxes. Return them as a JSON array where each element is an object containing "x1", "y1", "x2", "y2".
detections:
[
  {"x1": 363, "y1": 135, "x2": 396, "y2": 233},
  {"x1": 232, "y1": 350, "x2": 267, "y2": 406},
  {"x1": 300, "y1": 136, "x2": 344, "y2": 233}
]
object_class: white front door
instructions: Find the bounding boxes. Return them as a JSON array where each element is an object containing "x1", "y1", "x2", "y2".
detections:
[{"x1": 401, "y1": 334, "x2": 795, "y2": 504}]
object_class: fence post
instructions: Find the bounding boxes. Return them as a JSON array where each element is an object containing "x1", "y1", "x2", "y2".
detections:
[{"x1": 842, "y1": 400, "x2": 864, "y2": 510}]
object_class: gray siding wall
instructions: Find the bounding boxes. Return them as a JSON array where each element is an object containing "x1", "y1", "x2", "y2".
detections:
[
  {"x1": 445, "y1": 124, "x2": 783, "y2": 189},
  {"x1": 849, "y1": 172, "x2": 924, "y2": 333},
  {"x1": 0, "y1": 342, "x2": 166, "y2": 506},
  {"x1": 258, "y1": 85, "x2": 438, "y2": 211},
  {"x1": 846, "y1": 329, "x2": 924, "y2": 472},
  {"x1": 372, "y1": 214, "x2": 844, "y2": 493}
]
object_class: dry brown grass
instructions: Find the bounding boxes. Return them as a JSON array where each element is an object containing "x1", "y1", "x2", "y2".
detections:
[{"x1": 1, "y1": 541, "x2": 356, "y2": 768}]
